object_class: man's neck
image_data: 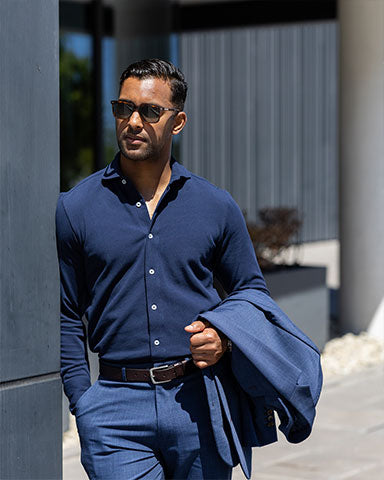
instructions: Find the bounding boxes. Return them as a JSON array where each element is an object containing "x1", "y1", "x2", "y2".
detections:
[{"x1": 119, "y1": 153, "x2": 172, "y2": 202}]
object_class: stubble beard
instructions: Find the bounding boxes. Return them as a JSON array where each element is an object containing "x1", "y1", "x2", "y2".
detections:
[{"x1": 118, "y1": 136, "x2": 158, "y2": 163}]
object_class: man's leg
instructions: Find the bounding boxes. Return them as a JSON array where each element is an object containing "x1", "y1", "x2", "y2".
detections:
[
  {"x1": 156, "y1": 369, "x2": 233, "y2": 480},
  {"x1": 74, "y1": 379, "x2": 165, "y2": 480}
]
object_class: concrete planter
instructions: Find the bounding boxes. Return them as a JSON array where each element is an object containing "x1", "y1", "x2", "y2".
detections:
[{"x1": 264, "y1": 265, "x2": 329, "y2": 351}]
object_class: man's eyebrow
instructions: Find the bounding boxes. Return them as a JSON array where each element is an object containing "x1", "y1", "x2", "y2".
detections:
[{"x1": 117, "y1": 98, "x2": 133, "y2": 102}]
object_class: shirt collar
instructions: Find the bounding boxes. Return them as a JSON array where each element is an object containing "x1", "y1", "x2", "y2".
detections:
[
  {"x1": 101, "y1": 153, "x2": 192, "y2": 186},
  {"x1": 168, "y1": 156, "x2": 192, "y2": 185},
  {"x1": 101, "y1": 152, "x2": 124, "y2": 182}
]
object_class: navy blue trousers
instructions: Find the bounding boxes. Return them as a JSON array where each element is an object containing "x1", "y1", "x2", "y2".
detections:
[{"x1": 75, "y1": 366, "x2": 233, "y2": 479}]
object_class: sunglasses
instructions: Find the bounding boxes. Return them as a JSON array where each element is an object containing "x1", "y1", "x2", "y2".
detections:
[{"x1": 111, "y1": 100, "x2": 179, "y2": 123}]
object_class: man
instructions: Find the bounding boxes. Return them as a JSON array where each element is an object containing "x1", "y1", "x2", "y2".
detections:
[{"x1": 56, "y1": 59, "x2": 318, "y2": 480}]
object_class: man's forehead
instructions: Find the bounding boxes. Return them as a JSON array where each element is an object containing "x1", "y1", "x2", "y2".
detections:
[{"x1": 119, "y1": 77, "x2": 172, "y2": 103}]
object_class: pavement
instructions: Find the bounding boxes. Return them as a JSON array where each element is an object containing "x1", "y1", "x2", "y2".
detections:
[{"x1": 63, "y1": 364, "x2": 384, "y2": 480}]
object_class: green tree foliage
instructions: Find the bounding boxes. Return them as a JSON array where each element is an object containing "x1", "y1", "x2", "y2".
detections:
[{"x1": 59, "y1": 40, "x2": 94, "y2": 191}]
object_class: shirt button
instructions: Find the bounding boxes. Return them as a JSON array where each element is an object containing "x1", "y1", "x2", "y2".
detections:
[
  {"x1": 154, "y1": 339, "x2": 160, "y2": 346},
  {"x1": 136, "y1": 201, "x2": 141, "y2": 208},
  {"x1": 149, "y1": 269, "x2": 155, "y2": 275},
  {"x1": 121, "y1": 179, "x2": 127, "y2": 185},
  {"x1": 151, "y1": 304, "x2": 157, "y2": 310},
  {"x1": 148, "y1": 233, "x2": 153, "y2": 239}
]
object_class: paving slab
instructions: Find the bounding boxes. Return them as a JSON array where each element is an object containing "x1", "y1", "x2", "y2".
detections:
[
  {"x1": 63, "y1": 417, "x2": 88, "y2": 480},
  {"x1": 233, "y1": 366, "x2": 384, "y2": 480}
]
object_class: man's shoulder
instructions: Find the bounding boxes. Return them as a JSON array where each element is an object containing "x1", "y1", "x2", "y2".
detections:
[
  {"x1": 59, "y1": 168, "x2": 105, "y2": 205},
  {"x1": 187, "y1": 170, "x2": 234, "y2": 206},
  {"x1": 187, "y1": 171, "x2": 243, "y2": 221},
  {"x1": 57, "y1": 168, "x2": 106, "y2": 223}
]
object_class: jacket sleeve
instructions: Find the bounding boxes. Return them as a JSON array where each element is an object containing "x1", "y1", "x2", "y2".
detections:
[
  {"x1": 213, "y1": 192, "x2": 269, "y2": 296},
  {"x1": 55, "y1": 194, "x2": 91, "y2": 413}
]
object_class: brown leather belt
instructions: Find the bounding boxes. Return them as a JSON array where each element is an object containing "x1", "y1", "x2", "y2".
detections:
[{"x1": 99, "y1": 359, "x2": 198, "y2": 384}]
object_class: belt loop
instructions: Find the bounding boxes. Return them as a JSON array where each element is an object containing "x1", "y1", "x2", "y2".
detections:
[{"x1": 122, "y1": 367, "x2": 127, "y2": 382}]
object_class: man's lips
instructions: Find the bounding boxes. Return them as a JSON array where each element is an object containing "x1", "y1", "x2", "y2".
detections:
[{"x1": 125, "y1": 134, "x2": 145, "y2": 144}]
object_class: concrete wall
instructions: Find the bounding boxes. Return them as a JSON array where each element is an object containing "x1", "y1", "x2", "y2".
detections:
[
  {"x1": 339, "y1": 0, "x2": 384, "y2": 338},
  {"x1": 0, "y1": 1, "x2": 61, "y2": 478}
]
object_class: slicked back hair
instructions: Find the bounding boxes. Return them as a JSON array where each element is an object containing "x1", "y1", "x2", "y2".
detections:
[{"x1": 119, "y1": 59, "x2": 188, "y2": 111}]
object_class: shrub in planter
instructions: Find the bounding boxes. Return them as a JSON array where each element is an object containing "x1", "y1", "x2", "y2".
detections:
[{"x1": 245, "y1": 207, "x2": 302, "y2": 271}]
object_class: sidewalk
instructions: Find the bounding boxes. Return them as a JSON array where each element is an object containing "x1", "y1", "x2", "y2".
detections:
[{"x1": 64, "y1": 365, "x2": 384, "y2": 480}]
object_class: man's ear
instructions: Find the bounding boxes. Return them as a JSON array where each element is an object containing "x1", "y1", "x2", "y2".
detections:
[{"x1": 172, "y1": 111, "x2": 187, "y2": 136}]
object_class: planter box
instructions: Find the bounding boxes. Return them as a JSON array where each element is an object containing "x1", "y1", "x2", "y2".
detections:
[{"x1": 264, "y1": 265, "x2": 329, "y2": 351}]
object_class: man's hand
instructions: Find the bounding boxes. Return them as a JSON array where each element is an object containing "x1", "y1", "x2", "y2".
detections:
[{"x1": 184, "y1": 319, "x2": 228, "y2": 369}]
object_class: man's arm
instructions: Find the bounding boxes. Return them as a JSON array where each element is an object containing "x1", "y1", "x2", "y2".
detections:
[
  {"x1": 56, "y1": 195, "x2": 91, "y2": 413},
  {"x1": 212, "y1": 191, "x2": 269, "y2": 296},
  {"x1": 185, "y1": 191, "x2": 268, "y2": 368}
]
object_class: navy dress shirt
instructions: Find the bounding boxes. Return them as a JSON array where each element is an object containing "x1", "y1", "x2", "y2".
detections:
[{"x1": 56, "y1": 154, "x2": 269, "y2": 411}]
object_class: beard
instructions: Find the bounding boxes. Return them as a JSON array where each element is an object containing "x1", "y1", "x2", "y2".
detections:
[{"x1": 117, "y1": 134, "x2": 159, "y2": 163}]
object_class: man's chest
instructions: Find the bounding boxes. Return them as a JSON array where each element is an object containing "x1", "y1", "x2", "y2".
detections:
[
  {"x1": 145, "y1": 195, "x2": 161, "y2": 220},
  {"x1": 81, "y1": 191, "x2": 222, "y2": 282}
]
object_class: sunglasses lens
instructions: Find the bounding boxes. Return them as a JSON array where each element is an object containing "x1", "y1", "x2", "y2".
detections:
[
  {"x1": 140, "y1": 104, "x2": 161, "y2": 123},
  {"x1": 113, "y1": 102, "x2": 134, "y2": 119},
  {"x1": 111, "y1": 102, "x2": 163, "y2": 122}
]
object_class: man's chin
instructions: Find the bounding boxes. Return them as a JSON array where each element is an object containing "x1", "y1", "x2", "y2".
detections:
[{"x1": 120, "y1": 148, "x2": 153, "y2": 163}]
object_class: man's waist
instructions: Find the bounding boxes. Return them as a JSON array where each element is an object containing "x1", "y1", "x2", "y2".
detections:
[{"x1": 99, "y1": 357, "x2": 198, "y2": 384}]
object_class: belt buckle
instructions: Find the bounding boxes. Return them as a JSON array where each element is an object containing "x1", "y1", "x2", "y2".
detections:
[{"x1": 149, "y1": 364, "x2": 171, "y2": 384}]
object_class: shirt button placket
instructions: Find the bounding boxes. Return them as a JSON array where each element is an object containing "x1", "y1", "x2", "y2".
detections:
[
  {"x1": 146, "y1": 222, "x2": 160, "y2": 354},
  {"x1": 149, "y1": 259, "x2": 159, "y2": 347}
]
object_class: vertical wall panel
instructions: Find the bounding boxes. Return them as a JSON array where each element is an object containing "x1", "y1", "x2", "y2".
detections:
[
  {"x1": 0, "y1": 0, "x2": 61, "y2": 478},
  {"x1": 180, "y1": 21, "x2": 338, "y2": 242}
]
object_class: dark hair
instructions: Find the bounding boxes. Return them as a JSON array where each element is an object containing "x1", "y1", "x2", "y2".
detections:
[{"x1": 119, "y1": 59, "x2": 188, "y2": 111}]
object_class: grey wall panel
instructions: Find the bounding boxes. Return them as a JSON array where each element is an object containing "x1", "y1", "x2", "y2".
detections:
[
  {"x1": 180, "y1": 21, "x2": 338, "y2": 242},
  {"x1": 0, "y1": 0, "x2": 60, "y2": 382},
  {"x1": 0, "y1": 0, "x2": 61, "y2": 476},
  {"x1": 0, "y1": 376, "x2": 62, "y2": 479}
]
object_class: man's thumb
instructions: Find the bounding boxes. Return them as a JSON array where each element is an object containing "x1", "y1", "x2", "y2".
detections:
[{"x1": 184, "y1": 319, "x2": 208, "y2": 333}]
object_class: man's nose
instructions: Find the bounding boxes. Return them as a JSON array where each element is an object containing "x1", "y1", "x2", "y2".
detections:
[{"x1": 127, "y1": 111, "x2": 143, "y2": 130}]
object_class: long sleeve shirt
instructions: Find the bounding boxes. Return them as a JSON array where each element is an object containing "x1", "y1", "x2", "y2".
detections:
[{"x1": 56, "y1": 153, "x2": 269, "y2": 411}]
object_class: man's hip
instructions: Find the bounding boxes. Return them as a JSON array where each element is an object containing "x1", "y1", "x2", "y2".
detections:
[{"x1": 75, "y1": 362, "x2": 232, "y2": 479}]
